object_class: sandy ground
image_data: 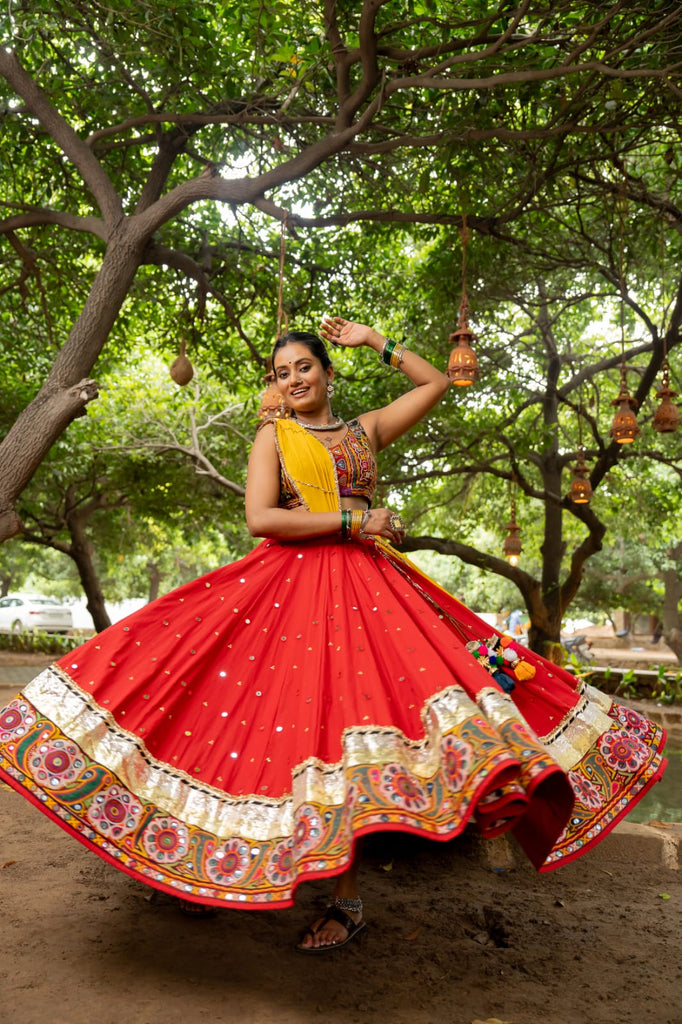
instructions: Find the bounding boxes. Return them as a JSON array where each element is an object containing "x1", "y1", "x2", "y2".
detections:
[
  {"x1": 2, "y1": 788, "x2": 682, "y2": 1024},
  {"x1": 2, "y1": 652, "x2": 682, "y2": 1024}
]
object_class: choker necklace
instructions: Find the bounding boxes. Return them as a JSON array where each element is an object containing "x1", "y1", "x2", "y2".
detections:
[{"x1": 296, "y1": 417, "x2": 346, "y2": 431}]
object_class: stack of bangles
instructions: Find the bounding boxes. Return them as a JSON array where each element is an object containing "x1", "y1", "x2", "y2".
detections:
[
  {"x1": 340, "y1": 509, "x2": 370, "y2": 540},
  {"x1": 380, "y1": 338, "x2": 406, "y2": 369}
]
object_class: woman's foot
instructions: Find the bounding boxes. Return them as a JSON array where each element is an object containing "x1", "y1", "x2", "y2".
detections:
[{"x1": 296, "y1": 900, "x2": 365, "y2": 953}]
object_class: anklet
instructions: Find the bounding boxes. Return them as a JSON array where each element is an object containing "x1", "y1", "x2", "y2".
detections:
[{"x1": 331, "y1": 896, "x2": 363, "y2": 913}]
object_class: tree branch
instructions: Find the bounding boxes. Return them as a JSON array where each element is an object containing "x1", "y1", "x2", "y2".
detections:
[
  {"x1": 400, "y1": 532, "x2": 540, "y2": 606},
  {"x1": 0, "y1": 48, "x2": 122, "y2": 227},
  {"x1": 0, "y1": 207, "x2": 106, "y2": 238}
]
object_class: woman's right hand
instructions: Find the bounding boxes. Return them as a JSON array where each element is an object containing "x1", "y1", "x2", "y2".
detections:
[
  {"x1": 359, "y1": 507, "x2": 406, "y2": 546},
  {"x1": 320, "y1": 316, "x2": 383, "y2": 352}
]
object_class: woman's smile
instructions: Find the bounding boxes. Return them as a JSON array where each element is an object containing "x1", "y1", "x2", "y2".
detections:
[{"x1": 273, "y1": 341, "x2": 333, "y2": 416}]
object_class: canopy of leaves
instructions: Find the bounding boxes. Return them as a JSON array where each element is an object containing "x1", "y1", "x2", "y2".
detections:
[{"x1": 0, "y1": 1, "x2": 681, "y2": 644}]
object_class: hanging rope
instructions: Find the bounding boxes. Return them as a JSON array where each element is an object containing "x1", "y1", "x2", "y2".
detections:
[
  {"x1": 276, "y1": 216, "x2": 290, "y2": 340},
  {"x1": 617, "y1": 183, "x2": 627, "y2": 368},
  {"x1": 652, "y1": 218, "x2": 679, "y2": 433},
  {"x1": 610, "y1": 182, "x2": 641, "y2": 442},
  {"x1": 258, "y1": 214, "x2": 292, "y2": 419},
  {"x1": 458, "y1": 212, "x2": 470, "y2": 327}
]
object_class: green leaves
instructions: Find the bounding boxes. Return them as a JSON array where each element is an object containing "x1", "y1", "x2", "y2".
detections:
[{"x1": 0, "y1": 0, "x2": 681, "y2": 639}]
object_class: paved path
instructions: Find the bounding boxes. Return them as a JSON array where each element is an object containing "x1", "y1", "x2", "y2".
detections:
[{"x1": 0, "y1": 660, "x2": 52, "y2": 705}]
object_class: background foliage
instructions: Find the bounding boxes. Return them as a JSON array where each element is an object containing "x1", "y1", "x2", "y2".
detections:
[{"x1": 0, "y1": 1, "x2": 680, "y2": 651}]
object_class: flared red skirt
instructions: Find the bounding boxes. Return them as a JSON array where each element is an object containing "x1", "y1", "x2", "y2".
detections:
[{"x1": 0, "y1": 537, "x2": 666, "y2": 908}]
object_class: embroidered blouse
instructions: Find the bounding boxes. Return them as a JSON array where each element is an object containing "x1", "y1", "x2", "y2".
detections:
[{"x1": 279, "y1": 418, "x2": 377, "y2": 509}]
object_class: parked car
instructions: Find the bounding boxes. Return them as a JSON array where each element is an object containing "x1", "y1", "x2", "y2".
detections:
[{"x1": 0, "y1": 594, "x2": 73, "y2": 634}]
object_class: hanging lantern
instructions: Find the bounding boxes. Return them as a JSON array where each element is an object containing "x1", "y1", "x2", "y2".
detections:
[
  {"x1": 448, "y1": 316, "x2": 479, "y2": 386},
  {"x1": 502, "y1": 520, "x2": 523, "y2": 566},
  {"x1": 257, "y1": 372, "x2": 281, "y2": 420},
  {"x1": 257, "y1": 360, "x2": 290, "y2": 420},
  {"x1": 257, "y1": 371, "x2": 289, "y2": 420},
  {"x1": 447, "y1": 214, "x2": 479, "y2": 387},
  {"x1": 653, "y1": 359, "x2": 679, "y2": 434},
  {"x1": 169, "y1": 337, "x2": 194, "y2": 385},
  {"x1": 610, "y1": 392, "x2": 640, "y2": 443},
  {"x1": 610, "y1": 365, "x2": 640, "y2": 444},
  {"x1": 568, "y1": 449, "x2": 593, "y2": 504},
  {"x1": 502, "y1": 493, "x2": 522, "y2": 566}
]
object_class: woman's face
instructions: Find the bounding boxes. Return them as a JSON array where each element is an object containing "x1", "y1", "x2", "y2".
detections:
[{"x1": 273, "y1": 342, "x2": 333, "y2": 416}]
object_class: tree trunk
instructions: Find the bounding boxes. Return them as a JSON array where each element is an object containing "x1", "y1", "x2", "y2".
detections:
[
  {"x1": 527, "y1": 625, "x2": 565, "y2": 664},
  {"x1": 147, "y1": 561, "x2": 162, "y2": 604},
  {"x1": 662, "y1": 541, "x2": 682, "y2": 666},
  {"x1": 667, "y1": 629, "x2": 682, "y2": 665},
  {"x1": 529, "y1": 289, "x2": 567, "y2": 657},
  {"x1": 0, "y1": 224, "x2": 148, "y2": 544},
  {"x1": 67, "y1": 514, "x2": 111, "y2": 633}
]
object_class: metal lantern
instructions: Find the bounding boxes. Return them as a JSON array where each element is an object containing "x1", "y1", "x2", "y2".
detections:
[
  {"x1": 568, "y1": 450, "x2": 593, "y2": 504},
  {"x1": 448, "y1": 316, "x2": 479, "y2": 386},
  {"x1": 610, "y1": 366, "x2": 640, "y2": 444},
  {"x1": 653, "y1": 360, "x2": 679, "y2": 434}
]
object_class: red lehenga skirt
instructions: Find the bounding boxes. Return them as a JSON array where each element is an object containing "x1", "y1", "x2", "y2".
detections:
[{"x1": 0, "y1": 537, "x2": 666, "y2": 908}]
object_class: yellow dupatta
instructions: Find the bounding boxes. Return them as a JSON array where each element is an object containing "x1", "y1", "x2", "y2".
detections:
[{"x1": 275, "y1": 419, "x2": 341, "y2": 514}]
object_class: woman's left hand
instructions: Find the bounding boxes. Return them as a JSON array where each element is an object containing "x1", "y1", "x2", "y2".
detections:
[
  {"x1": 320, "y1": 316, "x2": 379, "y2": 350},
  {"x1": 360, "y1": 507, "x2": 406, "y2": 546}
]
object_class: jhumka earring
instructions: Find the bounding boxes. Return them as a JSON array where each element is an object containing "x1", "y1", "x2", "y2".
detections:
[{"x1": 327, "y1": 382, "x2": 335, "y2": 397}]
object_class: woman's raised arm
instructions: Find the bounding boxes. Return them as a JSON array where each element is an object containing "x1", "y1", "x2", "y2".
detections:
[{"x1": 320, "y1": 317, "x2": 450, "y2": 452}]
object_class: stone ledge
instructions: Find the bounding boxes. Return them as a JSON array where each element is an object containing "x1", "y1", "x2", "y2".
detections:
[
  {"x1": 476, "y1": 821, "x2": 682, "y2": 872},
  {"x1": 586, "y1": 821, "x2": 682, "y2": 870}
]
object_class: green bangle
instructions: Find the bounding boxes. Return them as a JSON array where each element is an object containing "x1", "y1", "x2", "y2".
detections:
[
  {"x1": 381, "y1": 338, "x2": 397, "y2": 365},
  {"x1": 340, "y1": 509, "x2": 350, "y2": 539}
]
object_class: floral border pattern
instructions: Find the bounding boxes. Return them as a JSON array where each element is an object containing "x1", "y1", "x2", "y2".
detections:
[
  {"x1": 1, "y1": 690, "x2": 563, "y2": 907},
  {"x1": 541, "y1": 701, "x2": 665, "y2": 869},
  {"x1": 0, "y1": 690, "x2": 665, "y2": 904}
]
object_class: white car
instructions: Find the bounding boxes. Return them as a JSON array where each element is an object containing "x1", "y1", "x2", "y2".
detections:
[{"x1": 0, "y1": 594, "x2": 73, "y2": 634}]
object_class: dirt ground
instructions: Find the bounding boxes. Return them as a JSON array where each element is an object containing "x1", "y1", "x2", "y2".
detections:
[
  {"x1": 2, "y1": 650, "x2": 682, "y2": 1024},
  {"x1": 1, "y1": 783, "x2": 681, "y2": 1024}
]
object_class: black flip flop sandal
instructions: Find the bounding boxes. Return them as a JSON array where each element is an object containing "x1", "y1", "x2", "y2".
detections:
[{"x1": 295, "y1": 905, "x2": 367, "y2": 954}]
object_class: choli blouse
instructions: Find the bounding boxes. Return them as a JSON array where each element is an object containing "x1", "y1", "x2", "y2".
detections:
[{"x1": 279, "y1": 418, "x2": 377, "y2": 509}]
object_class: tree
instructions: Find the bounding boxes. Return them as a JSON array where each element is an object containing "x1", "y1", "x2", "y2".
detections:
[
  {"x1": 570, "y1": 460, "x2": 682, "y2": 661},
  {"x1": 11, "y1": 354, "x2": 249, "y2": 628},
  {"x1": 1, "y1": 0, "x2": 681, "y2": 544},
  {"x1": 394, "y1": 251, "x2": 682, "y2": 655}
]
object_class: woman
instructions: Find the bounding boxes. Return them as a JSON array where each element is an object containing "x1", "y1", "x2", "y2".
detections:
[
  {"x1": 0, "y1": 317, "x2": 666, "y2": 954},
  {"x1": 247, "y1": 317, "x2": 452, "y2": 949}
]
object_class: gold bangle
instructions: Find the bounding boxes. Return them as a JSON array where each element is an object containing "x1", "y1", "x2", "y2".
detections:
[
  {"x1": 349, "y1": 509, "x2": 365, "y2": 540},
  {"x1": 389, "y1": 343, "x2": 406, "y2": 369}
]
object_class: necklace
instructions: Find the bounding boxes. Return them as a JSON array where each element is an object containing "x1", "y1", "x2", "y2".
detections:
[{"x1": 296, "y1": 417, "x2": 346, "y2": 431}]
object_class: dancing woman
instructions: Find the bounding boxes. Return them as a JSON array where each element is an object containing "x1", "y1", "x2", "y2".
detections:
[
  {"x1": 247, "y1": 318, "x2": 450, "y2": 949},
  {"x1": 0, "y1": 318, "x2": 666, "y2": 955}
]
